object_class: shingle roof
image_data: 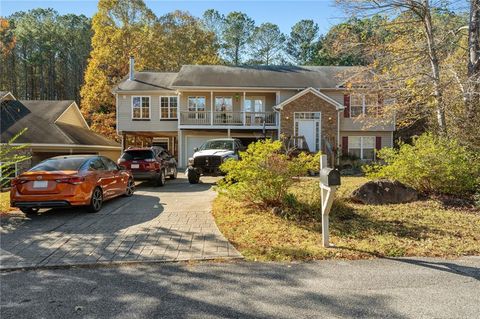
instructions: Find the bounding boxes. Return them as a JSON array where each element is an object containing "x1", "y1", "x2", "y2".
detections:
[
  {"x1": 0, "y1": 91, "x2": 14, "y2": 100},
  {"x1": 1, "y1": 99, "x2": 119, "y2": 147},
  {"x1": 114, "y1": 72, "x2": 177, "y2": 92},
  {"x1": 171, "y1": 65, "x2": 363, "y2": 89}
]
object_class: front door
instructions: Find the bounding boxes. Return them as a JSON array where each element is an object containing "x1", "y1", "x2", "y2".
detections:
[{"x1": 294, "y1": 112, "x2": 321, "y2": 152}]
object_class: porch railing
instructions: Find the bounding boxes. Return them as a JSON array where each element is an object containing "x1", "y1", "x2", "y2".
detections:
[{"x1": 180, "y1": 111, "x2": 277, "y2": 126}]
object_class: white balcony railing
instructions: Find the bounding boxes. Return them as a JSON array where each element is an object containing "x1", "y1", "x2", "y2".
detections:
[{"x1": 180, "y1": 111, "x2": 277, "y2": 126}]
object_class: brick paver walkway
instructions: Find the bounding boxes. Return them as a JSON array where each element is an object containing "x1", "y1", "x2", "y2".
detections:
[{"x1": 0, "y1": 175, "x2": 242, "y2": 270}]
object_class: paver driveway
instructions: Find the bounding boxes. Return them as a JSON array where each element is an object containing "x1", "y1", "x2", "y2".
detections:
[{"x1": 0, "y1": 174, "x2": 241, "y2": 270}]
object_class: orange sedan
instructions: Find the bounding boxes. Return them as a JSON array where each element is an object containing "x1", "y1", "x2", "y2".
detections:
[{"x1": 10, "y1": 155, "x2": 135, "y2": 215}]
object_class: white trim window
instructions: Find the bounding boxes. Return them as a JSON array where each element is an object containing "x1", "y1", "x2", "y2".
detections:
[
  {"x1": 214, "y1": 96, "x2": 233, "y2": 112},
  {"x1": 244, "y1": 96, "x2": 265, "y2": 112},
  {"x1": 188, "y1": 96, "x2": 206, "y2": 112},
  {"x1": 132, "y1": 96, "x2": 150, "y2": 119},
  {"x1": 188, "y1": 96, "x2": 206, "y2": 120},
  {"x1": 350, "y1": 93, "x2": 378, "y2": 117},
  {"x1": 348, "y1": 136, "x2": 375, "y2": 160},
  {"x1": 160, "y1": 96, "x2": 178, "y2": 119}
]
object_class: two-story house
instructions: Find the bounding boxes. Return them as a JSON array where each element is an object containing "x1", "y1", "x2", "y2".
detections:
[{"x1": 114, "y1": 58, "x2": 395, "y2": 167}]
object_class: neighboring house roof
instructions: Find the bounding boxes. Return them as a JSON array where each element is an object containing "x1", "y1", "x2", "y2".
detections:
[
  {"x1": 0, "y1": 91, "x2": 16, "y2": 101},
  {"x1": 114, "y1": 72, "x2": 177, "y2": 92},
  {"x1": 274, "y1": 87, "x2": 344, "y2": 111},
  {"x1": 171, "y1": 65, "x2": 363, "y2": 89},
  {"x1": 1, "y1": 99, "x2": 120, "y2": 148}
]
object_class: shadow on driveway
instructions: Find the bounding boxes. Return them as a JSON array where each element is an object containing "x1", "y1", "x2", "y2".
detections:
[{"x1": 1, "y1": 176, "x2": 240, "y2": 269}]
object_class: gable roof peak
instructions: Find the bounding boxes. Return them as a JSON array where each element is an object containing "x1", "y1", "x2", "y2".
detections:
[{"x1": 274, "y1": 87, "x2": 344, "y2": 111}]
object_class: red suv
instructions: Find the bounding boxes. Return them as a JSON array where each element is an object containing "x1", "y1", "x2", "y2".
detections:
[{"x1": 117, "y1": 147, "x2": 177, "y2": 186}]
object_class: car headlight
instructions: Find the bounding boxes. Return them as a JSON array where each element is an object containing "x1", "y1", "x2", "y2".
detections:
[{"x1": 188, "y1": 157, "x2": 194, "y2": 165}]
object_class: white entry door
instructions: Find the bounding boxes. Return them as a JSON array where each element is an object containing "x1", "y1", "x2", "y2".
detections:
[
  {"x1": 294, "y1": 112, "x2": 321, "y2": 152},
  {"x1": 297, "y1": 120, "x2": 316, "y2": 151}
]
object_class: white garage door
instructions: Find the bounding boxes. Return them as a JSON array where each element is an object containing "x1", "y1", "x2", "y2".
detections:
[{"x1": 185, "y1": 136, "x2": 222, "y2": 167}]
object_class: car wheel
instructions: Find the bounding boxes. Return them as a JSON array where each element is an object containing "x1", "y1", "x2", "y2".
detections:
[
  {"x1": 20, "y1": 207, "x2": 39, "y2": 216},
  {"x1": 170, "y1": 166, "x2": 177, "y2": 179},
  {"x1": 87, "y1": 187, "x2": 103, "y2": 213},
  {"x1": 155, "y1": 170, "x2": 166, "y2": 187},
  {"x1": 124, "y1": 178, "x2": 135, "y2": 197},
  {"x1": 187, "y1": 169, "x2": 200, "y2": 184}
]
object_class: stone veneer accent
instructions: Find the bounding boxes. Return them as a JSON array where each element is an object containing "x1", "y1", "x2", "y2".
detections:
[{"x1": 280, "y1": 91, "x2": 339, "y2": 153}]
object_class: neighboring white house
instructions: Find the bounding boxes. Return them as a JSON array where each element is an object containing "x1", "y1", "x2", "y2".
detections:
[{"x1": 113, "y1": 58, "x2": 395, "y2": 167}]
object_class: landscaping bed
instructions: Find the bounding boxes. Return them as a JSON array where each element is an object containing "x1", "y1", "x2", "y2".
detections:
[
  {"x1": 212, "y1": 177, "x2": 480, "y2": 261},
  {"x1": 0, "y1": 191, "x2": 14, "y2": 215}
]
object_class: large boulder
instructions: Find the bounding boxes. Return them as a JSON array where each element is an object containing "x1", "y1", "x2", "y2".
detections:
[{"x1": 352, "y1": 179, "x2": 418, "y2": 205}]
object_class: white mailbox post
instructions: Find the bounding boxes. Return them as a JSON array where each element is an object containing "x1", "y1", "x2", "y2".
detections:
[{"x1": 319, "y1": 155, "x2": 341, "y2": 248}]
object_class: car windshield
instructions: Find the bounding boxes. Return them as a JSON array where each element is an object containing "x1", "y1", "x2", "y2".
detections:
[
  {"x1": 121, "y1": 150, "x2": 154, "y2": 161},
  {"x1": 199, "y1": 140, "x2": 234, "y2": 151},
  {"x1": 30, "y1": 158, "x2": 87, "y2": 172}
]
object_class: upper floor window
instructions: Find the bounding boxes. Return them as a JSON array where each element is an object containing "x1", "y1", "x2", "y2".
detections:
[
  {"x1": 215, "y1": 96, "x2": 233, "y2": 112},
  {"x1": 132, "y1": 96, "x2": 150, "y2": 119},
  {"x1": 160, "y1": 96, "x2": 178, "y2": 119},
  {"x1": 350, "y1": 93, "x2": 378, "y2": 117},
  {"x1": 188, "y1": 96, "x2": 206, "y2": 112},
  {"x1": 244, "y1": 96, "x2": 265, "y2": 113}
]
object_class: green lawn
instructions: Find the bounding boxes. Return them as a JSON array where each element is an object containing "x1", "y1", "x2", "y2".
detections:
[{"x1": 212, "y1": 177, "x2": 480, "y2": 261}]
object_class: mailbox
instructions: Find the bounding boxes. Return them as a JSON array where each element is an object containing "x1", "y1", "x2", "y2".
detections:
[{"x1": 320, "y1": 168, "x2": 341, "y2": 186}]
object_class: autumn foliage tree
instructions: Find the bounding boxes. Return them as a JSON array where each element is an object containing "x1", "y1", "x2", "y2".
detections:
[
  {"x1": 81, "y1": 1, "x2": 219, "y2": 139},
  {"x1": 80, "y1": 0, "x2": 156, "y2": 139},
  {"x1": 336, "y1": 0, "x2": 479, "y2": 150}
]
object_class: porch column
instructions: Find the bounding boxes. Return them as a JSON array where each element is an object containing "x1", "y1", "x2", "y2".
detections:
[
  {"x1": 243, "y1": 91, "x2": 246, "y2": 125},
  {"x1": 122, "y1": 133, "x2": 127, "y2": 150},
  {"x1": 178, "y1": 129, "x2": 183, "y2": 168},
  {"x1": 210, "y1": 91, "x2": 214, "y2": 126},
  {"x1": 276, "y1": 91, "x2": 281, "y2": 137},
  {"x1": 177, "y1": 91, "x2": 181, "y2": 125}
]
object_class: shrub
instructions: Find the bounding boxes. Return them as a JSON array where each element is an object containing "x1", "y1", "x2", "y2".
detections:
[
  {"x1": 218, "y1": 139, "x2": 320, "y2": 208},
  {"x1": 364, "y1": 133, "x2": 480, "y2": 196}
]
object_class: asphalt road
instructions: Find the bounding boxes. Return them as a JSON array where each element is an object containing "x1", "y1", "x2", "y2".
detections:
[{"x1": 1, "y1": 257, "x2": 479, "y2": 318}]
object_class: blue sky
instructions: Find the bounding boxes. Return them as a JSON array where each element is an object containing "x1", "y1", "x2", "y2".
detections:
[{"x1": 0, "y1": 0, "x2": 346, "y2": 34}]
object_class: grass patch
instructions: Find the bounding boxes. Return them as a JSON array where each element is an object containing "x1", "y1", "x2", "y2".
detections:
[{"x1": 212, "y1": 177, "x2": 480, "y2": 261}]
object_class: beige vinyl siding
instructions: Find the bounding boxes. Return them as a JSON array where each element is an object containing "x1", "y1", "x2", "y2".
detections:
[
  {"x1": 279, "y1": 90, "x2": 298, "y2": 102},
  {"x1": 340, "y1": 117, "x2": 395, "y2": 131},
  {"x1": 320, "y1": 89, "x2": 396, "y2": 132},
  {"x1": 320, "y1": 89, "x2": 344, "y2": 105},
  {"x1": 55, "y1": 104, "x2": 88, "y2": 128},
  {"x1": 117, "y1": 93, "x2": 178, "y2": 132}
]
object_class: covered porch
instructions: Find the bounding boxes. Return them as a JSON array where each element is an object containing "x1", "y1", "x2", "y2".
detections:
[{"x1": 178, "y1": 91, "x2": 279, "y2": 128}]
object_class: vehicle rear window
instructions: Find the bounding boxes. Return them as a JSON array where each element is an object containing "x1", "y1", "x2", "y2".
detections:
[
  {"x1": 121, "y1": 150, "x2": 154, "y2": 161},
  {"x1": 30, "y1": 158, "x2": 87, "y2": 172}
]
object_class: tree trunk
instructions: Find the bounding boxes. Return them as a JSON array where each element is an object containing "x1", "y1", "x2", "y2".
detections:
[
  {"x1": 234, "y1": 44, "x2": 239, "y2": 66},
  {"x1": 467, "y1": 0, "x2": 480, "y2": 119},
  {"x1": 422, "y1": 0, "x2": 447, "y2": 135}
]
